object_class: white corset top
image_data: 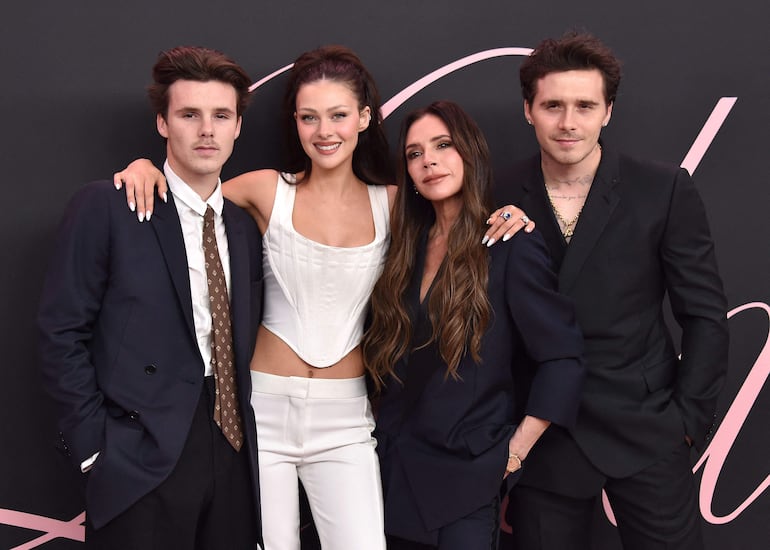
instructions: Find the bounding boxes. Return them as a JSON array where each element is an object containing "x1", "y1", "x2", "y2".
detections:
[{"x1": 261, "y1": 173, "x2": 390, "y2": 367}]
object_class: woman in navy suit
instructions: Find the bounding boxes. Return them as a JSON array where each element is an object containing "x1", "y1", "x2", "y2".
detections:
[{"x1": 362, "y1": 101, "x2": 585, "y2": 549}]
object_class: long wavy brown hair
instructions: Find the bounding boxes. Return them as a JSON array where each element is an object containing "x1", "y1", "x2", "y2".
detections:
[{"x1": 363, "y1": 101, "x2": 492, "y2": 392}]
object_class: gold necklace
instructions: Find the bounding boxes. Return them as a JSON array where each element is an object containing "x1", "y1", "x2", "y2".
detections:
[{"x1": 546, "y1": 192, "x2": 583, "y2": 240}]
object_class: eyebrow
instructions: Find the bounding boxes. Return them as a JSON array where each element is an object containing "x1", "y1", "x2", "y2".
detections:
[
  {"x1": 297, "y1": 104, "x2": 351, "y2": 113},
  {"x1": 405, "y1": 133, "x2": 451, "y2": 150},
  {"x1": 173, "y1": 106, "x2": 236, "y2": 114},
  {"x1": 539, "y1": 98, "x2": 601, "y2": 106}
]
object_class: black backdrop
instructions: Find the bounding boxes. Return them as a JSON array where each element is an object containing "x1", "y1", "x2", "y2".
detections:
[{"x1": 2, "y1": 1, "x2": 769, "y2": 548}]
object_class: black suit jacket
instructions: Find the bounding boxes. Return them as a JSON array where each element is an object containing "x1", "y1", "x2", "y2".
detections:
[
  {"x1": 37, "y1": 181, "x2": 263, "y2": 531},
  {"x1": 375, "y1": 227, "x2": 584, "y2": 540},
  {"x1": 496, "y1": 146, "x2": 728, "y2": 495}
]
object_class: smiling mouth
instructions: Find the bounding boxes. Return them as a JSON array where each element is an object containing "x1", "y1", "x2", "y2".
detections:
[{"x1": 316, "y1": 143, "x2": 341, "y2": 152}]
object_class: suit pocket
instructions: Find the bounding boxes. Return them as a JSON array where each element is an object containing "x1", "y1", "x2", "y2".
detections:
[
  {"x1": 642, "y1": 357, "x2": 676, "y2": 393},
  {"x1": 464, "y1": 423, "x2": 515, "y2": 457}
]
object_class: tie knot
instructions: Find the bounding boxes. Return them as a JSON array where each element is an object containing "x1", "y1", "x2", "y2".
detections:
[{"x1": 204, "y1": 205, "x2": 216, "y2": 227}]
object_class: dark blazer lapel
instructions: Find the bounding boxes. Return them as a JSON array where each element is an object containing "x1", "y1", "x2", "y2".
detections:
[
  {"x1": 401, "y1": 226, "x2": 444, "y2": 417},
  {"x1": 151, "y1": 193, "x2": 197, "y2": 341},
  {"x1": 517, "y1": 156, "x2": 567, "y2": 270},
  {"x1": 222, "y1": 200, "x2": 251, "y2": 366},
  {"x1": 558, "y1": 148, "x2": 621, "y2": 294}
]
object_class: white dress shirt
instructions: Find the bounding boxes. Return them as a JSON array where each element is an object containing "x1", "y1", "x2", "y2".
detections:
[{"x1": 164, "y1": 160, "x2": 232, "y2": 377}]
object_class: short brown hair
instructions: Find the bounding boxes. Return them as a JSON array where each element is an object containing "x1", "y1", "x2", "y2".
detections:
[
  {"x1": 520, "y1": 32, "x2": 622, "y2": 106},
  {"x1": 148, "y1": 46, "x2": 252, "y2": 118}
]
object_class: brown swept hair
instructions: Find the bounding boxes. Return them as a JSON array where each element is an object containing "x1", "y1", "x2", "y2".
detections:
[
  {"x1": 520, "y1": 31, "x2": 622, "y2": 106},
  {"x1": 363, "y1": 101, "x2": 492, "y2": 392},
  {"x1": 148, "y1": 46, "x2": 252, "y2": 119}
]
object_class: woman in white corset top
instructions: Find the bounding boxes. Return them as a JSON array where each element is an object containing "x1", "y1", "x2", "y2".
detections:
[{"x1": 115, "y1": 45, "x2": 529, "y2": 550}]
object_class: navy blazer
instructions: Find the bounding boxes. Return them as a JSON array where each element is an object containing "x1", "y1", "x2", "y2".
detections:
[
  {"x1": 496, "y1": 146, "x2": 728, "y2": 494},
  {"x1": 375, "y1": 226, "x2": 584, "y2": 540},
  {"x1": 37, "y1": 181, "x2": 263, "y2": 531}
]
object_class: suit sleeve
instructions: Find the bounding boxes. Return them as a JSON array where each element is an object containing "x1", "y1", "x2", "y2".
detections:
[
  {"x1": 661, "y1": 168, "x2": 728, "y2": 449},
  {"x1": 37, "y1": 182, "x2": 112, "y2": 467},
  {"x1": 503, "y1": 231, "x2": 585, "y2": 428}
]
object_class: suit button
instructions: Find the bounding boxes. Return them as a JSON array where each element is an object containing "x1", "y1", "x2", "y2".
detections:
[
  {"x1": 144, "y1": 364, "x2": 157, "y2": 375},
  {"x1": 128, "y1": 410, "x2": 141, "y2": 421}
]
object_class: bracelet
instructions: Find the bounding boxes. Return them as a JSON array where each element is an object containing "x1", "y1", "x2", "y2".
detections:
[{"x1": 506, "y1": 452, "x2": 522, "y2": 473}]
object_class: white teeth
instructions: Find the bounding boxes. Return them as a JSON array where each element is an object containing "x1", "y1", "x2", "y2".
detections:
[{"x1": 317, "y1": 143, "x2": 340, "y2": 151}]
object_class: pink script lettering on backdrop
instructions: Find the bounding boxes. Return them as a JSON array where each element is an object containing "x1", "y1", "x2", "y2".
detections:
[
  {"x1": 0, "y1": 510, "x2": 84, "y2": 549},
  {"x1": 600, "y1": 302, "x2": 769, "y2": 527},
  {"x1": 695, "y1": 302, "x2": 770, "y2": 524},
  {"x1": 0, "y1": 49, "x2": 751, "y2": 547}
]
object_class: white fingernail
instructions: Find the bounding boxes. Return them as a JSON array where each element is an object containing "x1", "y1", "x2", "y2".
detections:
[
  {"x1": 486, "y1": 238, "x2": 496, "y2": 248},
  {"x1": 138, "y1": 211, "x2": 145, "y2": 223},
  {"x1": 146, "y1": 211, "x2": 152, "y2": 222},
  {"x1": 162, "y1": 191, "x2": 168, "y2": 203},
  {"x1": 114, "y1": 181, "x2": 122, "y2": 190},
  {"x1": 129, "y1": 201, "x2": 135, "y2": 212},
  {"x1": 481, "y1": 235, "x2": 489, "y2": 245},
  {"x1": 502, "y1": 234, "x2": 511, "y2": 242}
]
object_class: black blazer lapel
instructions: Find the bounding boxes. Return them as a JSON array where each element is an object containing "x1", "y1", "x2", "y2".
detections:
[
  {"x1": 401, "y1": 227, "x2": 445, "y2": 417},
  {"x1": 150, "y1": 194, "x2": 197, "y2": 341},
  {"x1": 517, "y1": 157, "x2": 568, "y2": 271},
  {"x1": 222, "y1": 200, "x2": 251, "y2": 368},
  {"x1": 558, "y1": 149, "x2": 621, "y2": 294}
]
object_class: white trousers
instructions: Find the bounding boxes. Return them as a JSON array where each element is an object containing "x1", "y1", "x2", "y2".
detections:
[{"x1": 250, "y1": 371, "x2": 385, "y2": 550}]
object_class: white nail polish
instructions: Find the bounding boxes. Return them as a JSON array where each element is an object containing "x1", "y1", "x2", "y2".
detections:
[
  {"x1": 138, "y1": 211, "x2": 145, "y2": 223},
  {"x1": 486, "y1": 238, "x2": 496, "y2": 248},
  {"x1": 162, "y1": 191, "x2": 168, "y2": 203},
  {"x1": 146, "y1": 211, "x2": 152, "y2": 222},
  {"x1": 481, "y1": 235, "x2": 489, "y2": 245},
  {"x1": 114, "y1": 182, "x2": 122, "y2": 190},
  {"x1": 502, "y1": 234, "x2": 511, "y2": 242},
  {"x1": 129, "y1": 202, "x2": 136, "y2": 212}
]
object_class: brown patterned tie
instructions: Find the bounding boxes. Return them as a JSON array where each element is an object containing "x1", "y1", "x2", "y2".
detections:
[{"x1": 203, "y1": 205, "x2": 243, "y2": 451}]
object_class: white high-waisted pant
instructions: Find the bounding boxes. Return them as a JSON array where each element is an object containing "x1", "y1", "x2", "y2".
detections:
[{"x1": 250, "y1": 371, "x2": 385, "y2": 550}]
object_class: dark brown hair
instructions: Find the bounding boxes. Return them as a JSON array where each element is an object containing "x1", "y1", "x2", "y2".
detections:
[
  {"x1": 363, "y1": 101, "x2": 492, "y2": 391},
  {"x1": 148, "y1": 46, "x2": 252, "y2": 118},
  {"x1": 281, "y1": 45, "x2": 392, "y2": 186},
  {"x1": 520, "y1": 32, "x2": 622, "y2": 106}
]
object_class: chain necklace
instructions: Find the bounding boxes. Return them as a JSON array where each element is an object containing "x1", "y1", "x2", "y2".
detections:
[
  {"x1": 544, "y1": 144, "x2": 598, "y2": 241},
  {"x1": 546, "y1": 191, "x2": 583, "y2": 241}
]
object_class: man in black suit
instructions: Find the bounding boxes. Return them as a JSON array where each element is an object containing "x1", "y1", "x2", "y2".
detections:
[
  {"x1": 503, "y1": 33, "x2": 729, "y2": 549},
  {"x1": 38, "y1": 46, "x2": 263, "y2": 549}
]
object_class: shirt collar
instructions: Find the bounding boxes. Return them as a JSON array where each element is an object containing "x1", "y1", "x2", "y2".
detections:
[{"x1": 164, "y1": 160, "x2": 225, "y2": 217}]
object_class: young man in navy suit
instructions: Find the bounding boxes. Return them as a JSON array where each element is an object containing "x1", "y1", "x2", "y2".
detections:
[
  {"x1": 502, "y1": 33, "x2": 729, "y2": 549},
  {"x1": 38, "y1": 46, "x2": 263, "y2": 549}
]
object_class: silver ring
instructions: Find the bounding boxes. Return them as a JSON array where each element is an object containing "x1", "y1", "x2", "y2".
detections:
[
  {"x1": 520, "y1": 215, "x2": 530, "y2": 225},
  {"x1": 500, "y1": 211, "x2": 512, "y2": 221}
]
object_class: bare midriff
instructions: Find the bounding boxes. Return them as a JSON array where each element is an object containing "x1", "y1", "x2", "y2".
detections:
[{"x1": 249, "y1": 324, "x2": 365, "y2": 379}]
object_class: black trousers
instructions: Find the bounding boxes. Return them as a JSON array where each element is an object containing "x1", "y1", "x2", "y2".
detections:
[
  {"x1": 85, "y1": 377, "x2": 257, "y2": 550},
  {"x1": 387, "y1": 497, "x2": 500, "y2": 550},
  {"x1": 508, "y1": 442, "x2": 703, "y2": 550}
]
